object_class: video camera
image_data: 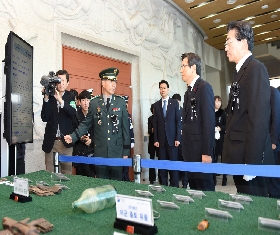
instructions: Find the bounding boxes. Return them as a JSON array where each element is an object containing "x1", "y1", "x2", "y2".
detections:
[{"x1": 40, "y1": 71, "x2": 61, "y2": 96}]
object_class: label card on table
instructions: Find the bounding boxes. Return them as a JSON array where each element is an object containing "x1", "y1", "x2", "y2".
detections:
[
  {"x1": 14, "y1": 177, "x2": 29, "y2": 197},
  {"x1": 115, "y1": 194, "x2": 154, "y2": 226}
]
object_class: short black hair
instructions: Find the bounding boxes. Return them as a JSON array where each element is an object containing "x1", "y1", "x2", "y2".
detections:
[
  {"x1": 181, "y1": 53, "x2": 201, "y2": 76},
  {"x1": 172, "y1": 93, "x2": 181, "y2": 101},
  {"x1": 159, "y1": 80, "x2": 169, "y2": 88},
  {"x1": 70, "y1": 89, "x2": 78, "y2": 100},
  {"x1": 56, "y1": 70, "x2": 70, "y2": 82},
  {"x1": 150, "y1": 103, "x2": 155, "y2": 113},
  {"x1": 226, "y1": 21, "x2": 254, "y2": 52},
  {"x1": 78, "y1": 90, "x2": 91, "y2": 100}
]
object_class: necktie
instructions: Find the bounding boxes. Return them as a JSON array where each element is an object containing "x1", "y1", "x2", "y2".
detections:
[
  {"x1": 186, "y1": 86, "x2": 192, "y2": 102},
  {"x1": 163, "y1": 100, "x2": 167, "y2": 118},
  {"x1": 106, "y1": 98, "x2": 110, "y2": 111},
  {"x1": 184, "y1": 86, "x2": 192, "y2": 113}
]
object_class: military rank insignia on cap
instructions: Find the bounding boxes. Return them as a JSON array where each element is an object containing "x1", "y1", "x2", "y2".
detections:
[{"x1": 99, "y1": 67, "x2": 119, "y2": 81}]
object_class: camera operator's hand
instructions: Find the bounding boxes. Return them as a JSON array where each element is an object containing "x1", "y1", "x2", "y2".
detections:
[
  {"x1": 42, "y1": 87, "x2": 49, "y2": 101},
  {"x1": 80, "y1": 135, "x2": 91, "y2": 146},
  {"x1": 54, "y1": 88, "x2": 63, "y2": 104},
  {"x1": 64, "y1": 135, "x2": 73, "y2": 144}
]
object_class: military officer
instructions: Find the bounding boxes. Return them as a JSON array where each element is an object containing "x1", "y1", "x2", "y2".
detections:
[{"x1": 64, "y1": 67, "x2": 131, "y2": 180}]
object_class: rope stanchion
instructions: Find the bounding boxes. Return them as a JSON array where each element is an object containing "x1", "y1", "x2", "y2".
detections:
[{"x1": 58, "y1": 155, "x2": 280, "y2": 177}]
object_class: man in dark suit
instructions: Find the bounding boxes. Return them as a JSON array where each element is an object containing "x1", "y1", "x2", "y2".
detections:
[
  {"x1": 64, "y1": 68, "x2": 130, "y2": 180},
  {"x1": 153, "y1": 80, "x2": 181, "y2": 187},
  {"x1": 122, "y1": 95, "x2": 134, "y2": 182},
  {"x1": 222, "y1": 21, "x2": 274, "y2": 197},
  {"x1": 180, "y1": 52, "x2": 215, "y2": 191},
  {"x1": 172, "y1": 93, "x2": 188, "y2": 188},
  {"x1": 41, "y1": 70, "x2": 76, "y2": 174},
  {"x1": 148, "y1": 103, "x2": 159, "y2": 184},
  {"x1": 268, "y1": 86, "x2": 280, "y2": 198}
]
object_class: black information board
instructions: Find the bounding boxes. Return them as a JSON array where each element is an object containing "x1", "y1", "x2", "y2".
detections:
[{"x1": 4, "y1": 31, "x2": 33, "y2": 145}]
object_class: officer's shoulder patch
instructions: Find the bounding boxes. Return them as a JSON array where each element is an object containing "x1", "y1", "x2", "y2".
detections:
[{"x1": 116, "y1": 95, "x2": 125, "y2": 100}]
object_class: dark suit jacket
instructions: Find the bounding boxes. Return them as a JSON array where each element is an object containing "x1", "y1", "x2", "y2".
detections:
[
  {"x1": 182, "y1": 78, "x2": 215, "y2": 162},
  {"x1": 222, "y1": 55, "x2": 274, "y2": 165},
  {"x1": 70, "y1": 94, "x2": 130, "y2": 158},
  {"x1": 153, "y1": 98, "x2": 181, "y2": 147},
  {"x1": 215, "y1": 108, "x2": 226, "y2": 155},
  {"x1": 41, "y1": 90, "x2": 76, "y2": 153},
  {"x1": 270, "y1": 86, "x2": 280, "y2": 146},
  {"x1": 148, "y1": 115, "x2": 155, "y2": 154}
]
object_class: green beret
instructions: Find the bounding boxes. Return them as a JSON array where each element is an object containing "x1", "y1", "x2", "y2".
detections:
[{"x1": 99, "y1": 67, "x2": 119, "y2": 81}]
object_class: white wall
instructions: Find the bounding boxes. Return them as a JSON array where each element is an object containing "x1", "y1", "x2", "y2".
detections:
[
  {"x1": 0, "y1": 0, "x2": 210, "y2": 174},
  {"x1": 205, "y1": 66, "x2": 221, "y2": 97}
]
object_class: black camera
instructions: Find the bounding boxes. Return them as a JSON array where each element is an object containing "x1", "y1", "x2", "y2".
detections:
[{"x1": 40, "y1": 71, "x2": 61, "y2": 96}]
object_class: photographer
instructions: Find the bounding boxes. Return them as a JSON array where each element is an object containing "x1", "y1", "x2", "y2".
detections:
[
  {"x1": 72, "y1": 90, "x2": 95, "y2": 177},
  {"x1": 41, "y1": 70, "x2": 76, "y2": 174}
]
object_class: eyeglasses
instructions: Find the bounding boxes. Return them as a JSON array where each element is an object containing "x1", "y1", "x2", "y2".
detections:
[
  {"x1": 224, "y1": 40, "x2": 234, "y2": 47},
  {"x1": 180, "y1": 64, "x2": 189, "y2": 69}
]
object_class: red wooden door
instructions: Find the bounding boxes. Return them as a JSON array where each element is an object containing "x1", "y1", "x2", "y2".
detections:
[{"x1": 62, "y1": 46, "x2": 132, "y2": 115}]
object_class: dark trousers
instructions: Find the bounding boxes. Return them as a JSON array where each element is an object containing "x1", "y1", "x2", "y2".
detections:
[
  {"x1": 149, "y1": 147, "x2": 159, "y2": 183},
  {"x1": 96, "y1": 166, "x2": 123, "y2": 181},
  {"x1": 158, "y1": 140, "x2": 179, "y2": 187},
  {"x1": 268, "y1": 150, "x2": 280, "y2": 198},
  {"x1": 122, "y1": 166, "x2": 130, "y2": 182},
  {"x1": 75, "y1": 163, "x2": 95, "y2": 177},
  {"x1": 178, "y1": 144, "x2": 188, "y2": 187},
  {"x1": 16, "y1": 157, "x2": 25, "y2": 175},
  {"x1": 187, "y1": 172, "x2": 215, "y2": 191},
  {"x1": 233, "y1": 175, "x2": 269, "y2": 197}
]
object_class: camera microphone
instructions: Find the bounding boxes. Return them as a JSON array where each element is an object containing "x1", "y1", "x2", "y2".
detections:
[{"x1": 40, "y1": 75, "x2": 50, "y2": 87}]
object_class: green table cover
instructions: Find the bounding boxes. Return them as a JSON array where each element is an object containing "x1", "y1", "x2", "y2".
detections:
[{"x1": 0, "y1": 171, "x2": 278, "y2": 235}]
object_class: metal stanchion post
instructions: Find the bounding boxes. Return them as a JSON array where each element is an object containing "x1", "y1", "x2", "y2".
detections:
[
  {"x1": 133, "y1": 154, "x2": 141, "y2": 184},
  {"x1": 53, "y1": 152, "x2": 59, "y2": 173}
]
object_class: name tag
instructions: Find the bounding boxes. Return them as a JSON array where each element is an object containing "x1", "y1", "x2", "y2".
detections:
[
  {"x1": 115, "y1": 194, "x2": 154, "y2": 226},
  {"x1": 14, "y1": 177, "x2": 29, "y2": 197}
]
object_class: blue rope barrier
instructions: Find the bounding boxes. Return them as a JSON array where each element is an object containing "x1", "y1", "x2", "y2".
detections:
[{"x1": 59, "y1": 155, "x2": 280, "y2": 177}]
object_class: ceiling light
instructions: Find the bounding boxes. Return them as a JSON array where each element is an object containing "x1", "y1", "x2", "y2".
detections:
[
  {"x1": 233, "y1": 5, "x2": 245, "y2": 10},
  {"x1": 215, "y1": 24, "x2": 227, "y2": 29},
  {"x1": 213, "y1": 19, "x2": 221, "y2": 23},
  {"x1": 203, "y1": 14, "x2": 217, "y2": 19},
  {"x1": 185, "y1": 0, "x2": 194, "y2": 3},
  {"x1": 255, "y1": 31, "x2": 270, "y2": 36},
  {"x1": 244, "y1": 16, "x2": 255, "y2": 21},
  {"x1": 271, "y1": 15, "x2": 277, "y2": 18},
  {"x1": 252, "y1": 24, "x2": 262, "y2": 28},
  {"x1": 249, "y1": 21, "x2": 255, "y2": 25},
  {"x1": 263, "y1": 37, "x2": 277, "y2": 41},
  {"x1": 261, "y1": 5, "x2": 268, "y2": 10},
  {"x1": 227, "y1": 0, "x2": 236, "y2": 4}
]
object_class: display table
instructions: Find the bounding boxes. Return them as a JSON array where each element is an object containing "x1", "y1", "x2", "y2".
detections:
[{"x1": 0, "y1": 171, "x2": 278, "y2": 234}]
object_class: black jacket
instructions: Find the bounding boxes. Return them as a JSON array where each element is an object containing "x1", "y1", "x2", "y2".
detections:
[
  {"x1": 215, "y1": 108, "x2": 226, "y2": 155},
  {"x1": 41, "y1": 90, "x2": 76, "y2": 153},
  {"x1": 222, "y1": 55, "x2": 274, "y2": 165},
  {"x1": 73, "y1": 107, "x2": 94, "y2": 156},
  {"x1": 182, "y1": 78, "x2": 215, "y2": 162}
]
